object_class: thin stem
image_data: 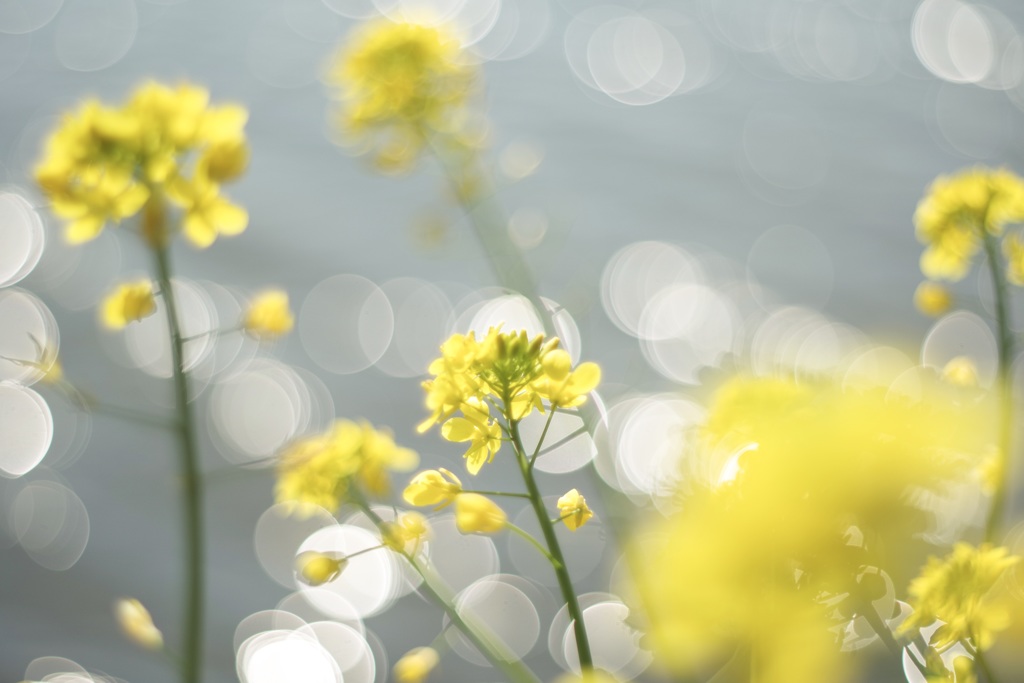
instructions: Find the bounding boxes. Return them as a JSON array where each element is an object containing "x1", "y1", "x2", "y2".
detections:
[
  {"x1": 355, "y1": 502, "x2": 539, "y2": 683},
  {"x1": 88, "y1": 399, "x2": 175, "y2": 430},
  {"x1": 153, "y1": 243, "x2": 205, "y2": 683},
  {"x1": 509, "y1": 419, "x2": 593, "y2": 670},
  {"x1": 462, "y1": 490, "x2": 530, "y2": 499},
  {"x1": 535, "y1": 426, "x2": 587, "y2": 458},
  {"x1": 529, "y1": 407, "x2": 557, "y2": 470},
  {"x1": 180, "y1": 325, "x2": 242, "y2": 344},
  {"x1": 982, "y1": 230, "x2": 1014, "y2": 543},
  {"x1": 855, "y1": 597, "x2": 928, "y2": 678},
  {"x1": 506, "y1": 522, "x2": 560, "y2": 567}
]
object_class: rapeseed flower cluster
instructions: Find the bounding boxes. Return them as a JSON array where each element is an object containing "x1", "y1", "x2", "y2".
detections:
[
  {"x1": 899, "y1": 543, "x2": 1019, "y2": 652},
  {"x1": 915, "y1": 167, "x2": 1024, "y2": 281},
  {"x1": 636, "y1": 375, "x2": 991, "y2": 683},
  {"x1": 35, "y1": 82, "x2": 249, "y2": 247},
  {"x1": 418, "y1": 328, "x2": 600, "y2": 474},
  {"x1": 326, "y1": 20, "x2": 476, "y2": 171},
  {"x1": 276, "y1": 420, "x2": 418, "y2": 514}
]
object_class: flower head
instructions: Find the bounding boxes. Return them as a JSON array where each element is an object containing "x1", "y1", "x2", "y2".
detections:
[
  {"x1": 101, "y1": 280, "x2": 157, "y2": 329},
  {"x1": 899, "y1": 543, "x2": 1019, "y2": 652},
  {"x1": 35, "y1": 82, "x2": 249, "y2": 247},
  {"x1": 393, "y1": 646, "x2": 440, "y2": 683},
  {"x1": 915, "y1": 167, "x2": 1024, "y2": 281},
  {"x1": 114, "y1": 598, "x2": 163, "y2": 650},
  {"x1": 454, "y1": 493, "x2": 506, "y2": 535},
  {"x1": 244, "y1": 289, "x2": 294, "y2": 339},
  {"x1": 556, "y1": 488, "x2": 594, "y2": 531},
  {"x1": 914, "y1": 281, "x2": 954, "y2": 317},
  {"x1": 403, "y1": 468, "x2": 462, "y2": 508},
  {"x1": 294, "y1": 550, "x2": 348, "y2": 586}
]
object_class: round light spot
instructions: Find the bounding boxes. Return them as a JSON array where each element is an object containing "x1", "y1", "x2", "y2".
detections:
[
  {"x1": 24, "y1": 657, "x2": 89, "y2": 682},
  {"x1": 300, "y1": 274, "x2": 394, "y2": 375},
  {"x1": 508, "y1": 208, "x2": 548, "y2": 250},
  {"x1": 0, "y1": 288, "x2": 59, "y2": 386},
  {"x1": 0, "y1": 0, "x2": 63, "y2": 34},
  {"x1": 921, "y1": 311, "x2": 998, "y2": 388},
  {"x1": 912, "y1": 0, "x2": 995, "y2": 84},
  {"x1": 608, "y1": 395, "x2": 704, "y2": 495},
  {"x1": 447, "y1": 575, "x2": 541, "y2": 665},
  {"x1": 0, "y1": 383, "x2": 53, "y2": 478},
  {"x1": 842, "y1": 345, "x2": 916, "y2": 391},
  {"x1": 254, "y1": 503, "x2": 339, "y2": 589},
  {"x1": 546, "y1": 592, "x2": 617, "y2": 671},
  {"x1": 585, "y1": 13, "x2": 685, "y2": 105},
  {"x1": 0, "y1": 191, "x2": 45, "y2": 288},
  {"x1": 519, "y1": 410, "x2": 595, "y2": 474},
  {"x1": 55, "y1": 0, "x2": 138, "y2": 71},
  {"x1": 241, "y1": 631, "x2": 341, "y2": 683},
  {"x1": 11, "y1": 478, "x2": 89, "y2": 570},
  {"x1": 297, "y1": 524, "x2": 398, "y2": 617},
  {"x1": 234, "y1": 610, "x2": 308, "y2": 653},
  {"x1": 498, "y1": 139, "x2": 544, "y2": 181},
  {"x1": 277, "y1": 591, "x2": 365, "y2": 633},
  {"x1": 374, "y1": 278, "x2": 452, "y2": 378},
  {"x1": 298, "y1": 622, "x2": 376, "y2": 683},
  {"x1": 562, "y1": 600, "x2": 650, "y2": 677},
  {"x1": 425, "y1": 514, "x2": 499, "y2": 594}
]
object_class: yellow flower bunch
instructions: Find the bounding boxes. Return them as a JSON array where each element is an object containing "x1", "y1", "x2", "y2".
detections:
[
  {"x1": 899, "y1": 543, "x2": 1020, "y2": 652},
  {"x1": 915, "y1": 167, "x2": 1024, "y2": 280},
  {"x1": 276, "y1": 420, "x2": 418, "y2": 514},
  {"x1": 326, "y1": 19, "x2": 476, "y2": 171},
  {"x1": 35, "y1": 81, "x2": 249, "y2": 247},
  {"x1": 636, "y1": 375, "x2": 991, "y2": 682},
  {"x1": 419, "y1": 328, "x2": 600, "y2": 474}
]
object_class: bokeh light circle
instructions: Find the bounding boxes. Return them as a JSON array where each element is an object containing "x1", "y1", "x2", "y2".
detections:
[{"x1": 300, "y1": 274, "x2": 394, "y2": 375}]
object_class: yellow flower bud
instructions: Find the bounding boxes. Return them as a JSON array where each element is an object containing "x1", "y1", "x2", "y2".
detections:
[
  {"x1": 101, "y1": 280, "x2": 157, "y2": 329},
  {"x1": 556, "y1": 488, "x2": 594, "y2": 532},
  {"x1": 244, "y1": 290, "x2": 294, "y2": 339},
  {"x1": 114, "y1": 598, "x2": 163, "y2": 650},
  {"x1": 914, "y1": 281, "x2": 953, "y2": 317},
  {"x1": 403, "y1": 468, "x2": 462, "y2": 508},
  {"x1": 393, "y1": 646, "x2": 440, "y2": 683},
  {"x1": 454, "y1": 493, "x2": 506, "y2": 535},
  {"x1": 295, "y1": 550, "x2": 348, "y2": 586}
]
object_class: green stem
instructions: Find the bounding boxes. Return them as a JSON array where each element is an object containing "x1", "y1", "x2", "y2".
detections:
[
  {"x1": 506, "y1": 521, "x2": 560, "y2": 567},
  {"x1": 510, "y1": 419, "x2": 593, "y2": 670},
  {"x1": 88, "y1": 399, "x2": 175, "y2": 430},
  {"x1": 529, "y1": 407, "x2": 557, "y2": 469},
  {"x1": 355, "y1": 502, "x2": 539, "y2": 683},
  {"x1": 982, "y1": 230, "x2": 1014, "y2": 543},
  {"x1": 153, "y1": 243, "x2": 204, "y2": 683},
  {"x1": 461, "y1": 490, "x2": 530, "y2": 499},
  {"x1": 973, "y1": 646, "x2": 1001, "y2": 683}
]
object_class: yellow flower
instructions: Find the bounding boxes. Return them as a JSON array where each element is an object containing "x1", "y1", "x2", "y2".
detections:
[
  {"x1": 440, "y1": 398, "x2": 502, "y2": 475},
  {"x1": 393, "y1": 646, "x2": 440, "y2": 683},
  {"x1": 899, "y1": 543, "x2": 1019, "y2": 652},
  {"x1": 534, "y1": 349, "x2": 601, "y2": 409},
  {"x1": 114, "y1": 598, "x2": 163, "y2": 650},
  {"x1": 276, "y1": 420, "x2": 419, "y2": 514},
  {"x1": 381, "y1": 511, "x2": 430, "y2": 555},
  {"x1": 244, "y1": 290, "x2": 294, "y2": 339},
  {"x1": 914, "y1": 281, "x2": 954, "y2": 317},
  {"x1": 915, "y1": 167, "x2": 1024, "y2": 281},
  {"x1": 454, "y1": 493, "x2": 506, "y2": 534},
  {"x1": 942, "y1": 356, "x2": 979, "y2": 388},
  {"x1": 1003, "y1": 232, "x2": 1024, "y2": 286},
  {"x1": 101, "y1": 280, "x2": 157, "y2": 329},
  {"x1": 294, "y1": 550, "x2": 348, "y2": 586},
  {"x1": 556, "y1": 488, "x2": 593, "y2": 531},
  {"x1": 403, "y1": 468, "x2": 462, "y2": 508},
  {"x1": 327, "y1": 19, "x2": 476, "y2": 170}
]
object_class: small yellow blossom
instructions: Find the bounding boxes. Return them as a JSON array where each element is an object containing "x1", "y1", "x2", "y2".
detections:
[
  {"x1": 899, "y1": 543, "x2": 1020, "y2": 652},
  {"x1": 914, "y1": 281, "x2": 954, "y2": 317},
  {"x1": 101, "y1": 280, "x2": 157, "y2": 329},
  {"x1": 915, "y1": 167, "x2": 1024, "y2": 281},
  {"x1": 534, "y1": 349, "x2": 601, "y2": 409},
  {"x1": 244, "y1": 290, "x2": 294, "y2": 339},
  {"x1": 942, "y1": 356, "x2": 980, "y2": 388},
  {"x1": 294, "y1": 550, "x2": 348, "y2": 586},
  {"x1": 393, "y1": 646, "x2": 440, "y2": 683},
  {"x1": 403, "y1": 468, "x2": 462, "y2": 508},
  {"x1": 556, "y1": 489, "x2": 594, "y2": 532},
  {"x1": 381, "y1": 511, "x2": 430, "y2": 555},
  {"x1": 441, "y1": 398, "x2": 502, "y2": 475},
  {"x1": 114, "y1": 598, "x2": 163, "y2": 650},
  {"x1": 454, "y1": 493, "x2": 506, "y2": 535}
]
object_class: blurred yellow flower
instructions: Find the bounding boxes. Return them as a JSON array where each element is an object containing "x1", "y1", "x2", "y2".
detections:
[
  {"x1": 402, "y1": 468, "x2": 462, "y2": 508},
  {"x1": 114, "y1": 598, "x2": 163, "y2": 650},
  {"x1": 35, "y1": 81, "x2": 249, "y2": 248},
  {"x1": 454, "y1": 492, "x2": 506, "y2": 535},
  {"x1": 327, "y1": 19, "x2": 476, "y2": 171},
  {"x1": 101, "y1": 280, "x2": 157, "y2": 329},
  {"x1": 381, "y1": 511, "x2": 430, "y2": 555},
  {"x1": 1003, "y1": 232, "x2": 1024, "y2": 286},
  {"x1": 915, "y1": 167, "x2": 1024, "y2": 281},
  {"x1": 276, "y1": 420, "x2": 418, "y2": 514},
  {"x1": 556, "y1": 488, "x2": 593, "y2": 531},
  {"x1": 244, "y1": 290, "x2": 294, "y2": 339},
  {"x1": 942, "y1": 356, "x2": 980, "y2": 388},
  {"x1": 294, "y1": 550, "x2": 348, "y2": 586},
  {"x1": 914, "y1": 281, "x2": 954, "y2": 317},
  {"x1": 900, "y1": 543, "x2": 1019, "y2": 652},
  {"x1": 393, "y1": 646, "x2": 440, "y2": 683}
]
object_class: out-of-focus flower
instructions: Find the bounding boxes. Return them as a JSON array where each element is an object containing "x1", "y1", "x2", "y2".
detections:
[
  {"x1": 1003, "y1": 232, "x2": 1024, "y2": 286},
  {"x1": 899, "y1": 543, "x2": 1019, "y2": 652},
  {"x1": 942, "y1": 356, "x2": 980, "y2": 388},
  {"x1": 454, "y1": 492, "x2": 506, "y2": 535},
  {"x1": 636, "y1": 375, "x2": 991, "y2": 682},
  {"x1": 914, "y1": 281, "x2": 954, "y2": 317},
  {"x1": 915, "y1": 167, "x2": 1024, "y2": 281},
  {"x1": 556, "y1": 489, "x2": 593, "y2": 531},
  {"x1": 326, "y1": 19, "x2": 476, "y2": 171},
  {"x1": 403, "y1": 468, "x2": 462, "y2": 508},
  {"x1": 101, "y1": 280, "x2": 157, "y2": 329},
  {"x1": 393, "y1": 646, "x2": 440, "y2": 683},
  {"x1": 244, "y1": 290, "x2": 294, "y2": 339},
  {"x1": 276, "y1": 420, "x2": 418, "y2": 514},
  {"x1": 114, "y1": 598, "x2": 163, "y2": 650},
  {"x1": 294, "y1": 550, "x2": 348, "y2": 586},
  {"x1": 381, "y1": 511, "x2": 430, "y2": 555},
  {"x1": 551, "y1": 670, "x2": 619, "y2": 683},
  {"x1": 35, "y1": 81, "x2": 249, "y2": 248}
]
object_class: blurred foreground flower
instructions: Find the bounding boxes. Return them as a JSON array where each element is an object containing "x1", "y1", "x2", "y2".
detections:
[
  {"x1": 243, "y1": 289, "x2": 294, "y2": 339},
  {"x1": 393, "y1": 646, "x2": 440, "y2": 683},
  {"x1": 101, "y1": 280, "x2": 156, "y2": 329},
  {"x1": 914, "y1": 281, "x2": 953, "y2": 317},
  {"x1": 114, "y1": 598, "x2": 163, "y2": 650},
  {"x1": 35, "y1": 81, "x2": 249, "y2": 247}
]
